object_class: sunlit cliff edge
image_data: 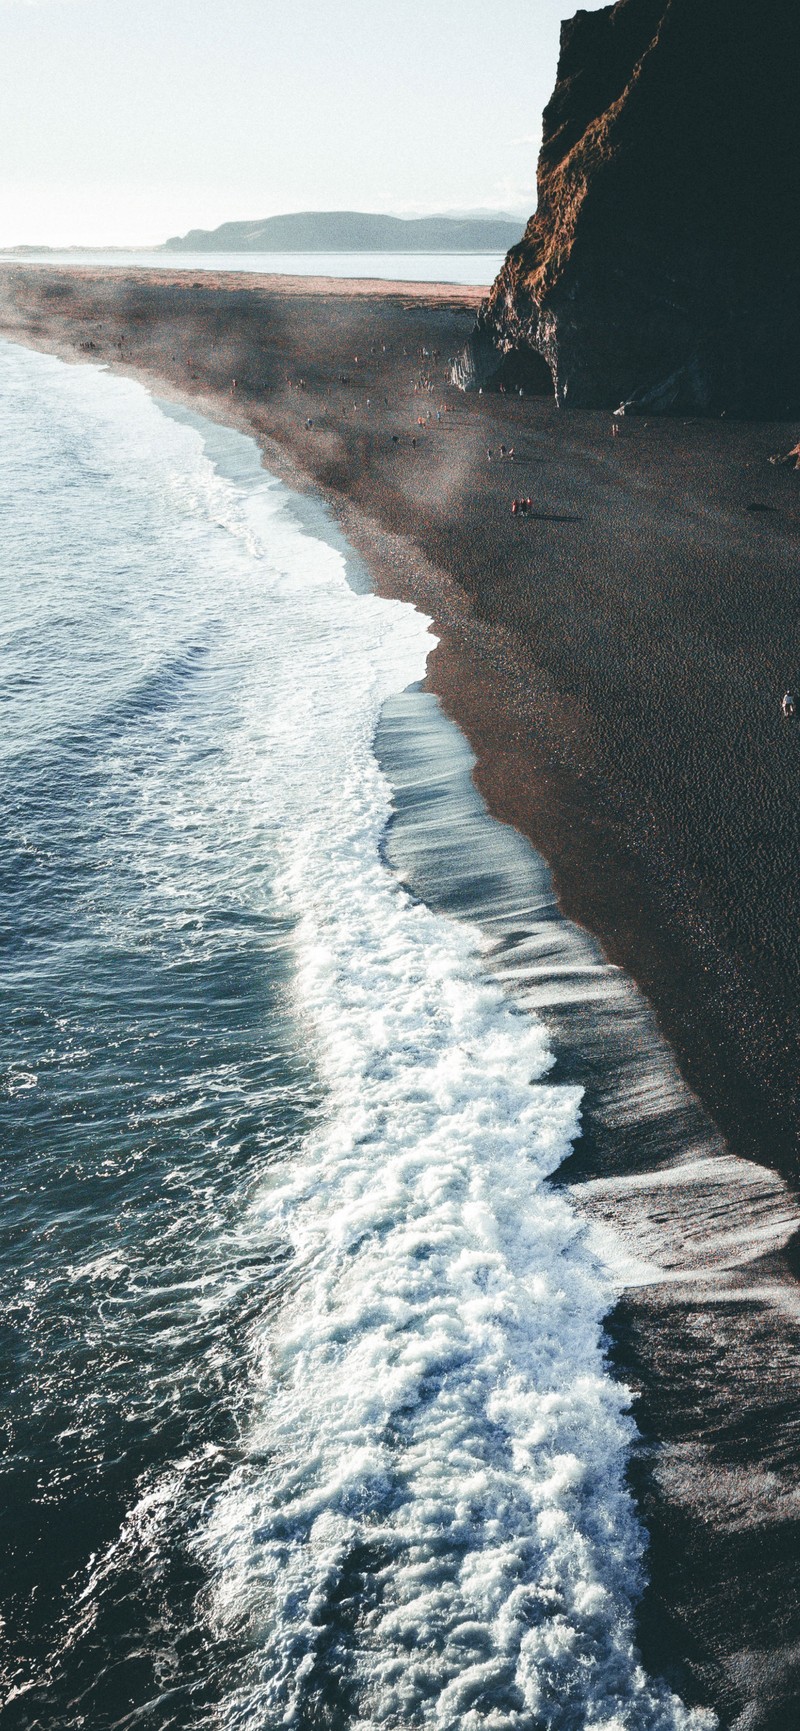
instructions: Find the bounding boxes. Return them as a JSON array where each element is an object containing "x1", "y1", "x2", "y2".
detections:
[{"x1": 457, "y1": 0, "x2": 800, "y2": 413}]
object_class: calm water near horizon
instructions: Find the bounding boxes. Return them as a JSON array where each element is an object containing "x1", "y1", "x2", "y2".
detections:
[
  {"x1": 0, "y1": 339, "x2": 711, "y2": 1730},
  {"x1": 0, "y1": 250, "x2": 505, "y2": 285}
]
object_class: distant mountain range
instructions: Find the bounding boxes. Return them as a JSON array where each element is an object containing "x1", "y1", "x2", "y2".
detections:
[{"x1": 163, "y1": 210, "x2": 523, "y2": 253}]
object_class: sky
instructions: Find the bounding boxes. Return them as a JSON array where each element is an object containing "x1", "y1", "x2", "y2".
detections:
[{"x1": 0, "y1": 0, "x2": 609, "y2": 248}]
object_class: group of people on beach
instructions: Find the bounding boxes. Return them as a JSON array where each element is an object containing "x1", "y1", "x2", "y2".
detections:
[{"x1": 511, "y1": 497, "x2": 535, "y2": 516}]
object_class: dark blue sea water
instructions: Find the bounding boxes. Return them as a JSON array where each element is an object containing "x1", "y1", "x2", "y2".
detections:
[{"x1": 0, "y1": 342, "x2": 710, "y2": 1730}]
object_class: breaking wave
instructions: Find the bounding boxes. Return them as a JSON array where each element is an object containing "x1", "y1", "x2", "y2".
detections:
[{"x1": 0, "y1": 341, "x2": 712, "y2": 1730}]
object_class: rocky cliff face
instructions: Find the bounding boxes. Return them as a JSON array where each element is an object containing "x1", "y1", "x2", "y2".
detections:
[{"x1": 470, "y1": 0, "x2": 800, "y2": 413}]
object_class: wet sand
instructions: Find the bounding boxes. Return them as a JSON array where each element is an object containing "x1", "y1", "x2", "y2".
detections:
[{"x1": 1, "y1": 265, "x2": 799, "y2": 1728}]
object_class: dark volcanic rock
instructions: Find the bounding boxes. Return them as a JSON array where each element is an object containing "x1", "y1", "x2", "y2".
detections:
[{"x1": 472, "y1": 0, "x2": 800, "y2": 413}]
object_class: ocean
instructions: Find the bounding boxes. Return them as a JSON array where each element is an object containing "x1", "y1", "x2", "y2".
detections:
[
  {"x1": 0, "y1": 340, "x2": 712, "y2": 1730},
  {"x1": 0, "y1": 253, "x2": 505, "y2": 286}
]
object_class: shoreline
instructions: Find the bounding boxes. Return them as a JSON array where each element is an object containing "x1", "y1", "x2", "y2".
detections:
[
  {"x1": 0, "y1": 265, "x2": 796, "y2": 1183},
  {"x1": 2, "y1": 268, "x2": 800, "y2": 1727},
  {"x1": 167, "y1": 390, "x2": 800, "y2": 1730}
]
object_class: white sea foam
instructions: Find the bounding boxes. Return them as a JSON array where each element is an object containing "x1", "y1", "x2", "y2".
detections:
[
  {"x1": 153, "y1": 410, "x2": 712, "y2": 1727},
  {"x1": 2, "y1": 342, "x2": 713, "y2": 1728}
]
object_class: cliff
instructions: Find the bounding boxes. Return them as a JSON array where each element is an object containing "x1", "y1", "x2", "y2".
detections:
[
  {"x1": 469, "y1": 0, "x2": 800, "y2": 413},
  {"x1": 164, "y1": 210, "x2": 523, "y2": 254}
]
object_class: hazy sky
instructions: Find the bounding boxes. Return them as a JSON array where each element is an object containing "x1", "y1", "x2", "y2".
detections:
[{"x1": 1, "y1": 0, "x2": 608, "y2": 247}]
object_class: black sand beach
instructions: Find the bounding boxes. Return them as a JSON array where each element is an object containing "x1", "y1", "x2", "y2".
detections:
[
  {"x1": 1, "y1": 265, "x2": 795, "y2": 1179},
  {"x1": 2, "y1": 265, "x2": 798, "y2": 1729}
]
